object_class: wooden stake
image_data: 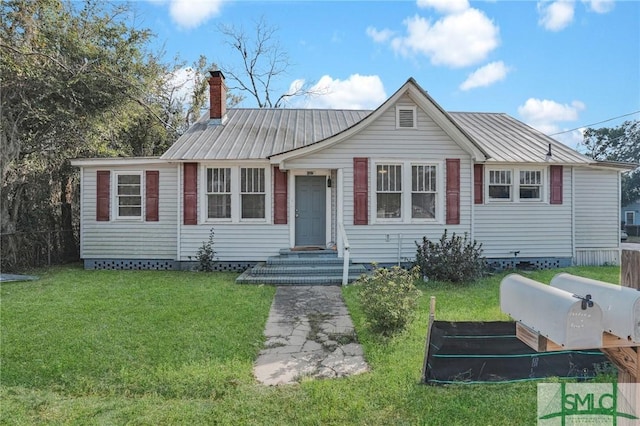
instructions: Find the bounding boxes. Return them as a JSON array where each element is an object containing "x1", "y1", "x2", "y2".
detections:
[{"x1": 421, "y1": 296, "x2": 436, "y2": 383}]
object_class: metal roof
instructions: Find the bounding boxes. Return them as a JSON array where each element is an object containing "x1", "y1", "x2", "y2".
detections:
[
  {"x1": 161, "y1": 108, "x2": 371, "y2": 160},
  {"x1": 161, "y1": 107, "x2": 594, "y2": 165},
  {"x1": 449, "y1": 112, "x2": 592, "y2": 164}
]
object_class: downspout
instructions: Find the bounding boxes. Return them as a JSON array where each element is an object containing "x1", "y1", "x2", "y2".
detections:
[
  {"x1": 571, "y1": 166, "x2": 575, "y2": 265},
  {"x1": 177, "y1": 162, "x2": 182, "y2": 265},
  {"x1": 470, "y1": 161, "x2": 475, "y2": 241}
]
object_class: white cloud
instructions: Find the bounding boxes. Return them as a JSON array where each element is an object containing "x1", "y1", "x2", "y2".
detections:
[
  {"x1": 166, "y1": 67, "x2": 197, "y2": 105},
  {"x1": 366, "y1": 27, "x2": 395, "y2": 43},
  {"x1": 290, "y1": 74, "x2": 387, "y2": 110},
  {"x1": 156, "y1": 0, "x2": 225, "y2": 30},
  {"x1": 416, "y1": 0, "x2": 469, "y2": 14},
  {"x1": 583, "y1": 0, "x2": 615, "y2": 13},
  {"x1": 390, "y1": 9, "x2": 500, "y2": 68},
  {"x1": 537, "y1": 0, "x2": 575, "y2": 31},
  {"x1": 518, "y1": 98, "x2": 586, "y2": 147},
  {"x1": 459, "y1": 61, "x2": 510, "y2": 91}
]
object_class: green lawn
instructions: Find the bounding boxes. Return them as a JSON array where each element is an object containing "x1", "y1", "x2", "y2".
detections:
[{"x1": 0, "y1": 265, "x2": 620, "y2": 425}]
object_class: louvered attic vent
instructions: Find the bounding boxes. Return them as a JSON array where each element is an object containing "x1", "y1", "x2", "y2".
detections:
[{"x1": 397, "y1": 106, "x2": 416, "y2": 128}]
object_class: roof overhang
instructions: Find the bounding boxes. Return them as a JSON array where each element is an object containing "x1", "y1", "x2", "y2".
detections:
[
  {"x1": 70, "y1": 157, "x2": 167, "y2": 167},
  {"x1": 589, "y1": 161, "x2": 638, "y2": 172},
  {"x1": 269, "y1": 78, "x2": 489, "y2": 167}
]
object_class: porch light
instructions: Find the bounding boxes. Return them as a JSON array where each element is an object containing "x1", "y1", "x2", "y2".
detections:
[{"x1": 327, "y1": 177, "x2": 332, "y2": 188}]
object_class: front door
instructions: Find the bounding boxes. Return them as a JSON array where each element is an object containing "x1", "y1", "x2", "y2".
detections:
[{"x1": 295, "y1": 176, "x2": 326, "y2": 246}]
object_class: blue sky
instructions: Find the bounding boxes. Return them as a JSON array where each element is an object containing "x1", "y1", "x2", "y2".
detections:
[{"x1": 135, "y1": 0, "x2": 639, "y2": 149}]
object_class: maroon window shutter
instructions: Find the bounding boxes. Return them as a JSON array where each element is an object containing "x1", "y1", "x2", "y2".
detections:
[
  {"x1": 96, "y1": 170, "x2": 110, "y2": 221},
  {"x1": 446, "y1": 159, "x2": 460, "y2": 225},
  {"x1": 550, "y1": 165, "x2": 563, "y2": 205},
  {"x1": 273, "y1": 166, "x2": 288, "y2": 224},
  {"x1": 473, "y1": 164, "x2": 484, "y2": 205},
  {"x1": 353, "y1": 157, "x2": 368, "y2": 225},
  {"x1": 183, "y1": 163, "x2": 198, "y2": 225},
  {"x1": 145, "y1": 170, "x2": 159, "y2": 222}
]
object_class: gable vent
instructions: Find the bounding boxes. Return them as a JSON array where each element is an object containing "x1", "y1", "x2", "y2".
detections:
[{"x1": 397, "y1": 107, "x2": 416, "y2": 128}]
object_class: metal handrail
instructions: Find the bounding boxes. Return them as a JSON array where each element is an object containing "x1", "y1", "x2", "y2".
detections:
[{"x1": 338, "y1": 222, "x2": 350, "y2": 286}]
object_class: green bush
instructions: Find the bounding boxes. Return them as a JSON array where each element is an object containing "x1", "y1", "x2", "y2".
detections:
[
  {"x1": 195, "y1": 228, "x2": 217, "y2": 272},
  {"x1": 415, "y1": 230, "x2": 486, "y2": 284},
  {"x1": 356, "y1": 265, "x2": 422, "y2": 336}
]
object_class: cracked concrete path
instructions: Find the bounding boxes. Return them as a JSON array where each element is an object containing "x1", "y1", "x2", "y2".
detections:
[{"x1": 254, "y1": 286, "x2": 369, "y2": 385}]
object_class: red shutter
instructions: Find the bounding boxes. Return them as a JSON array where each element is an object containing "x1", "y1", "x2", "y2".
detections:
[
  {"x1": 550, "y1": 165, "x2": 563, "y2": 205},
  {"x1": 273, "y1": 166, "x2": 288, "y2": 224},
  {"x1": 353, "y1": 157, "x2": 368, "y2": 225},
  {"x1": 145, "y1": 170, "x2": 159, "y2": 222},
  {"x1": 473, "y1": 164, "x2": 484, "y2": 205},
  {"x1": 96, "y1": 170, "x2": 110, "y2": 221},
  {"x1": 183, "y1": 163, "x2": 198, "y2": 225},
  {"x1": 446, "y1": 159, "x2": 460, "y2": 225}
]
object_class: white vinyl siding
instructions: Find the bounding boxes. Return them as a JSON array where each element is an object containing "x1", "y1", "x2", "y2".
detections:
[
  {"x1": 285, "y1": 94, "x2": 472, "y2": 263},
  {"x1": 475, "y1": 165, "x2": 572, "y2": 258},
  {"x1": 80, "y1": 164, "x2": 178, "y2": 259},
  {"x1": 574, "y1": 167, "x2": 620, "y2": 249}
]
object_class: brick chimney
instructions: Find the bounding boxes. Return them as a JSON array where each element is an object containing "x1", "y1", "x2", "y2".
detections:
[{"x1": 208, "y1": 70, "x2": 226, "y2": 123}]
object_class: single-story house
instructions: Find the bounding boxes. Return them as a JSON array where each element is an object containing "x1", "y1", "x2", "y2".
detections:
[{"x1": 71, "y1": 72, "x2": 633, "y2": 276}]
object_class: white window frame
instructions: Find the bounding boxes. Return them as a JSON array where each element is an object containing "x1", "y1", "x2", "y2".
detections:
[
  {"x1": 487, "y1": 169, "x2": 513, "y2": 202},
  {"x1": 396, "y1": 105, "x2": 417, "y2": 129},
  {"x1": 372, "y1": 160, "x2": 443, "y2": 224},
  {"x1": 205, "y1": 166, "x2": 232, "y2": 221},
  {"x1": 411, "y1": 164, "x2": 438, "y2": 220},
  {"x1": 486, "y1": 166, "x2": 547, "y2": 203},
  {"x1": 200, "y1": 164, "x2": 271, "y2": 224},
  {"x1": 375, "y1": 163, "x2": 403, "y2": 221},
  {"x1": 240, "y1": 167, "x2": 266, "y2": 221},
  {"x1": 518, "y1": 169, "x2": 543, "y2": 202},
  {"x1": 626, "y1": 211, "x2": 635, "y2": 225},
  {"x1": 113, "y1": 171, "x2": 143, "y2": 220}
]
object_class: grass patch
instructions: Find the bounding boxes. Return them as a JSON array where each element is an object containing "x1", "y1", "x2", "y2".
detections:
[{"x1": 1, "y1": 265, "x2": 620, "y2": 424}]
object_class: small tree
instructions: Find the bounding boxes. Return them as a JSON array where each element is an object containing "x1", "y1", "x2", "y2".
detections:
[
  {"x1": 415, "y1": 230, "x2": 486, "y2": 284},
  {"x1": 195, "y1": 229, "x2": 216, "y2": 272},
  {"x1": 356, "y1": 265, "x2": 422, "y2": 336}
]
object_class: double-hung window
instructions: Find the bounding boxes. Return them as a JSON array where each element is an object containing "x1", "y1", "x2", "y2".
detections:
[
  {"x1": 116, "y1": 173, "x2": 142, "y2": 218},
  {"x1": 241, "y1": 168, "x2": 265, "y2": 219},
  {"x1": 376, "y1": 164, "x2": 402, "y2": 219},
  {"x1": 488, "y1": 170, "x2": 512, "y2": 201},
  {"x1": 519, "y1": 170, "x2": 542, "y2": 200},
  {"x1": 412, "y1": 165, "x2": 437, "y2": 219},
  {"x1": 206, "y1": 167, "x2": 231, "y2": 219}
]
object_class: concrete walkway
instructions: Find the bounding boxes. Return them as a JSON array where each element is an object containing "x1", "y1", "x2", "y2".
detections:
[{"x1": 254, "y1": 286, "x2": 369, "y2": 385}]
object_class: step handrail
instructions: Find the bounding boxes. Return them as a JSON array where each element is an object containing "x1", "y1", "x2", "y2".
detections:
[{"x1": 338, "y1": 222, "x2": 350, "y2": 286}]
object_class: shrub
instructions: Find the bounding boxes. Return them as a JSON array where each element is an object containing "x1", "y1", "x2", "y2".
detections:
[
  {"x1": 195, "y1": 228, "x2": 217, "y2": 272},
  {"x1": 356, "y1": 265, "x2": 422, "y2": 336},
  {"x1": 414, "y1": 230, "x2": 486, "y2": 284}
]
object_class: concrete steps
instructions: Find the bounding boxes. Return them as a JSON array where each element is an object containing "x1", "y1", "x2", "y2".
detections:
[{"x1": 236, "y1": 249, "x2": 367, "y2": 286}]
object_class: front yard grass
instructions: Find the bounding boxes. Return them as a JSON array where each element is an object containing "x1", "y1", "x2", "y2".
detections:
[{"x1": 1, "y1": 265, "x2": 619, "y2": 425}]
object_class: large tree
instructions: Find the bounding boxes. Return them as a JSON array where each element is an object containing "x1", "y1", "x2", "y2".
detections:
[
  {"x1": 0, "y1": 0, "x2": 209, "y2": 270},
  {"x1": 581, "y1": 120, "x2": 640, "y2": 206},
  {"x1": 217, "y1": 17, "x2": 319, "y2": 108}
]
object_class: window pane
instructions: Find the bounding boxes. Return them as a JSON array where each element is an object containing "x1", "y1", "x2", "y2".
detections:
[
  {"x1": 207, "y1": 168, "x2": 230, "y2": 193},
  {"x1": 118, "y1": 175, "x2": 140, "y2": 185},
  {"x1": 520, "y1": 186, "x2": 540, "y2": 199},
  {"x1": 241, "y1": 168, "x2": 265, "y2": 193},
  {"x1": 377, "y1": 193, "x2": 401, "y2": 218},
  {"x1": 118, "y1": 185, "x2": 140, "y2": 195},
  {"x1": 119, "y1": 196, "x2": 141, "y2": 206},
  {"x1": 208, "y1": 194, "x2": 231, "y2": 218},
  {"x1": 119, "y1": 206, "x2": 141, "y2": 217},
  {"x1": 242, "y1": 194, "x2": 265, "y2": 218},
  {"x1": 489, "y1": 185, "x2": 511, "y2": 199},
  {"x1": 412, "y1": 193, "x2": 435, "y2": 219}
]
